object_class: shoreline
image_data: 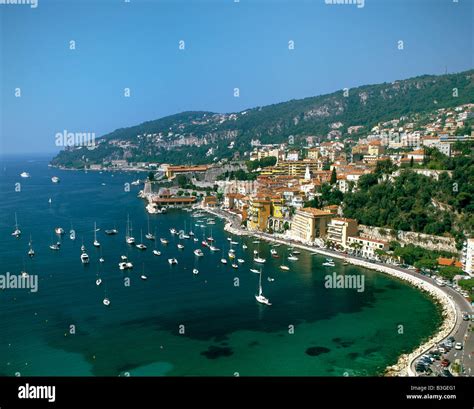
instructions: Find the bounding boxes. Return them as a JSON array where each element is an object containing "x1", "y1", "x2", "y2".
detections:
[{"x1": 202, "y1": 207, "x2": 458, "y2": 377}]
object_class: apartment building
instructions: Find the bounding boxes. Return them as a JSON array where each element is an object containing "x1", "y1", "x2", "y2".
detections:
[
  {"x1": 289, "y1": 208, "x2": 334, "y2": 243},
  {"x1": 326, "y1": 218, "x2": 358, "y2": 248}
]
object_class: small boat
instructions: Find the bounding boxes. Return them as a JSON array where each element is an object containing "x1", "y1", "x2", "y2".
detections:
[
  {"x1": 228, "y1": 252, "x2": 236, "y2": 259},
  {"x1": 280, "y1": 265, "x2": 290, "y2": 271},
  {"x1": 193, "y1": 238, "x2": 198, "y2": 242},
  {"x1": 189, "y1": 231, "x2": 195, "y2": 236},
  {"x1": 227, "y1": 238, "x2": 232, "y2": 241},
  {"x1": 326, "y1": 258, "x2": 334, "y2": 262},
  {"x1": 93, "y1": 222, "x2": 100, "y2": 247},
  {"x1": 160, "y1": 238, "x2": 169, "y2": 244},
  {"x1": 323, "y1": 261, "x2": 335, "y2": 267},
  {"x1": 237, "y1": 258, "x2": 245, "y2": 264},
  {"x1": 120, "y1": 255, "x2": 128, "y2": 261},
  {"x1": 136, "y1": 230, "x2": 147, "y2": 250},
  {"x1": 119, "y1": 262, "x2": 127, "y2": 270},
  {"x1": 11, "y1": 213, "x2": 21, "y2": 237},
  {"x1": 49, "y1": 243, "x2": 60, "y2": 251},
  {"x1": 81, "y1": 253, "x2": 90, "y2": 264},
  {"x1": 131, "y1": 179, "x2": 140, "y2": 186},
  {"x1": 99, "y1": 257, "x2": 105, "y2": 263},
  {"x1": 28, "y1": 235, "x2": 35, "y2": 257},
  {"x1": 168, "y1": 258, "x2": 178, "y2": 265},
  {"x1": 254, "y1": 257, "x2": 266, "y2": 264},
  {"x1": 201, "y1": 240, "x2": 209, "y2": 247},
  {"x1": 209, "y1": 245, "x2": 219, "y2": 252},
  {"x1": 288, "y1": 255, "x2": 298, "y2": 261},
  {"x1": 105, "y1": 229, "x2": 118, "y2": 235},
  {"x1": 145, "y1": 216, "x2": 155, "y2": 240},
  {"x1": 55, "y1": 227, "x2": 64, "y2": 235},
  {"x1": 20, "y1": 171, "x2": 30, "y2": 178},
  {"x1": 170, "y1": 228, "x2": 178, "y2": 235},
  {"x1": 221, "y1": 258, "x2": 227, "y2": 264},
  {"x1": 255, "y1": 269, "x2": 271, "y2": 306},
  {"x1": 253, "y1": 250, "x2": 258, "y2": 255},
  {"x1": 270, "y1": 249, "x2": 278, "y2": 257},
  {"x1": 250, "y1": 268, "x2": 260, "y2": 274},
  {"x1": 51, "y1": 176, "x2": 60, "y2": 183},
  {"x1": 267, "y1": 277, "x2": 275, "y2": 282},
  {"x1": 125, "y1": 215, "x2": 135, "y2": 244},
  {"x1": 291, "y1": 250, "x2": 301, "y2": 255},
  {"x1": 96, "y1": 279, "x2": 102, "y2": 286},
  {"x1": 177, "y1": 243, "x2": 184, "y2": 249},
  {"x1": 103, "y1": 298, "x2": 110, "y2": 306},
  {"x1": 232, "y1": 263, "x2": 238, "y2": 269},
  {"x1": 140, "y1": 275, "x2": 148, "y2": 280},
  {"x1": 194, "y1": 249, "x2": 204, "y2": 257},
  {"x1": 252, "y1": 240, "x2": 260, "y2": 244},
  {"x1": 193, "y1": 269, "x2": 199, "y2": 275},
  {"x1": 343, "y1": 260, "x2": 349, "y2": 266},
  {"x1": 125, "y1": 262, "x2": 133, "y2": 269},
  {"x1": 207, "y1": 237, "x2": 215, "y2": 242},
  {"x1": 242, "y1": 244, "x2": 248, "y2": 249}
]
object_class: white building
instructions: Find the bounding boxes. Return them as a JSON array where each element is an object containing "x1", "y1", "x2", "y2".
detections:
[{"x1": 461, "y1": 238, "x2": 474, "y2": 277}]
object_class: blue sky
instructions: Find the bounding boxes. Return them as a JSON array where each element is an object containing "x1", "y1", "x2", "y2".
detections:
[{"x1": 0, "y1": 0, "x2": 472, "y2": 154}]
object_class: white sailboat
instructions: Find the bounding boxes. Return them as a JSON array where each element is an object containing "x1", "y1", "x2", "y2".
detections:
[
  {"x1": 194, "y1": 249, "x2": 204, "y2": 257},
  {"x1": 280, "y1": 254, "x2": 290, "y2": 271},
  {"x1": 11, "y1": 213, "x2": 21, "y2": 237},
  {"x1": 136, "y1": 230, "x2": 147, "y2": 250},
  {"x1": 255, "y1": 269, "x2": 271, "y2": 305},
  {"x1": 145, "y1": 215, "x2": 155, "y2": 240},
  {"x1": 193, "y1": 268, "x2": 199, "y2": 275},
  {"x1": 93, "y1": 222, "x2": 100, "y2": 247},
  {"x1": 81, "y1": 252, "x2": 90, "y2": 264},
  {"x1": 125, "y1": 215, "x2": 135, "y2": 245},
  {"x1": 168, "y1": 258, "x2": 178, "y2": 265},
  {"x1": 253, "y1": 243, "x2": 266, "y2": 264},
  {"x1": 153, "y1": 230, "x2": 161, "y2": 255},
  {"x1": 20, "y1": 171, "x2": 30, "y2": 178},
  {"x1": 28, "y1": 235, "x2": 35, "y2": 257}
]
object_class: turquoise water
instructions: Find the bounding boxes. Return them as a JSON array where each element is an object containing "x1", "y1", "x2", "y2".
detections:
[{"x1": 0, "y1": 156, "x2": 442, "y2": 376}]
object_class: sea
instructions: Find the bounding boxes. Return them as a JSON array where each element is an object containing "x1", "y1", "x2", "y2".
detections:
[{"x1": 0, "y1": 155, "x2": 443, "y2": 376}]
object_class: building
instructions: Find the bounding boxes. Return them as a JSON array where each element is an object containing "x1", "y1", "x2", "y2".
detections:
[
  {"x1": 347, "y1": 236, "x2": 389, "y2": 259},
  {"x1": 326, "y1": 218, "x2": 358, "y2": 248},
  {"x1": 288, "y1": 208, "x2": 334, "y2": 243},
  {"x1": 201, "y1": 196, "x2": 218, "y2": 208},
  {"x1": 247, "y1": 196, "x2": 272, "y2": 231},
  {"x1": 461, "y1": 239, "x2": 474, "y2": 276},
  {"x1": 164, "y1": 165, "x2": 209, "y2": 179},
  {"x1": 151, "y1": 188, "x2": 196, "y2": 206}
]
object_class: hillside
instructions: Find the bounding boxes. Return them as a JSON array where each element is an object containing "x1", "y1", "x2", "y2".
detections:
[{"x1": 51, "y1": 69, "x2": 474, "y2": 167}]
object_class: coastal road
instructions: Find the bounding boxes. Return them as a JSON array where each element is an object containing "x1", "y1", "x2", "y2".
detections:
[{"x1": 205, "y1": 207, "x2": 473, "y2": 377}]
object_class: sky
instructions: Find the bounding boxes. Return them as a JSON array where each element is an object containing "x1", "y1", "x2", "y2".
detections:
[{"x1": 0, "y1": 0, "x2": 472, "y2": 155}]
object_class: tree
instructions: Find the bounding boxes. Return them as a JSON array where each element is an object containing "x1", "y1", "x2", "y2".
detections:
[
  {"x1": 409, "y1": 157, "x2": 414, "y2": 168},
  {"x1": 330, "y1": 168, "x2": 337, "y2": 185},
  {"x1": 177, "y1": 190, "x2": 184, "y2": 196},
  {"x1": 148, "y1": 171, "x2": 155, "y2": 181},
  {"x1": 176, "y1": 174, "x2": 187, "y2": 188}
]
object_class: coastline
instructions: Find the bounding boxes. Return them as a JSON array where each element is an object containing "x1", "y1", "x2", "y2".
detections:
[{"x1": 202, "y1": 207, "x2": 458, "y2": 377}]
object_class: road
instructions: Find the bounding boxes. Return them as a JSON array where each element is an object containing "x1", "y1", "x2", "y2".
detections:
[{"x1": 205, "y1": 207, "x2": 473, "y2": 377}]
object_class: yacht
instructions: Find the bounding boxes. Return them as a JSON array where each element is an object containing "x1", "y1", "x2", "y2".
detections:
[
  {"x1": 255, "y1": 269, "x2": 271, "y2": 306},
  {"x1": 93, "y1": 222, "x2": 100, "y2": 247},
  {"x1": 11, "y1": 213, "x2": 21, "y2": 237},
  {"x1": 119, "y1": 262, "x2": 127, "y2": 270},
  {"x1": 254, "y1": 256, "x2": 266, "y2": 264},
  {"x1": 280, "y1": 265, "x2": 290, "y2": 271},
  {"x1": 80, "y1": 252, "x2": 90, "y2": 264},
  {"x1": 194, "y1": 249, "x2": 204, "y2": 257},
  {"x1": 51, "y1": 176, "x2": 60, "y2": 183},
  {"x1": 292, "y1": 250, "x2": 301, "y2": 255},
  {"x1": 193, "y1": 269, "x2": 199, "y2": 275},
  {"x1": 168, "y1": 258, "x2": 178, "y2": 265},
  {"x1": 20, "y1": 171, "x2": 30, "y2": 178}
]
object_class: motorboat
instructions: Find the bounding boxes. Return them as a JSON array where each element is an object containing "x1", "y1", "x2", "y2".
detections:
[
  {"x1": 221, "y1": 258, "x2": 227, "y2": 264},
  {"x1": 250, "y1": 268, "x2": 260, "y2": 274},
  {"x1": 160, "y1": 238, "x2": 169, "y2": 244},
  {"x1": 177, "y1": 243, "x2": 184, "y2": 249},
  {"x1": 193, "y1": 269, "x2": 199, "y2": 275},
  {"x1": 51, "y1": 176, "x2": 60, "y2": 183},
  {"x1": 105, "y1": 229, "x2": 118, "y2": 235},
  {"x1": 103, "y1": 298, "x2": 110, "y2": 306},
  {"x1": 288, "y1": 255, "x2": 299, "y2": 261},
  {"x1": 96, "y1": 279, "x2": 102, "y2": 286},
  {"x1": 194, "y1": 249, "x2": 204, "y2": 257},
  {"x1": 232, "y1": 263, "x2": 238, "y2": 269},
  {"x1": 237, "y1": 258, "x2": 245, "y2": 263},
  {"x1": 209, "y1": 245, "x2": 219, "y2": 252},
  {"x1": 55, "y1": 227, "x2": 64, "y2": 235},
  {"x1": 81, "y1": 253, "x2": 90, "y2": 264},
  {"x1": 168, "y1": 258, "x2": 178, "y2": 265},
  {"x1": 280, "y1": 265, "x2": 290, "y2": 271},
  {"x1": 254, "y1": 256, "x2": 266, "y2": 264},
  {"x1": 20, "y1": 172, "x2": 30, "y2": 178},
  {"x1": 153, "y1": 250, "x2": 161, "y2": 256}
]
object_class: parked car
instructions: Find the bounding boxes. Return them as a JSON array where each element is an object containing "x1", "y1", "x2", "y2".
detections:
[
  {"x1": 455, "y1": 342, "x2": 463, "y2": 350},
  {"x1": 441, "y1": 359, "x2": 450, "y2": 367},
  {"x1": 438, "y1": 347, "x2": 446, "y2": 354},
  {"x1": 441, "y1": 369, "x2": 453, "y2": 377}
]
